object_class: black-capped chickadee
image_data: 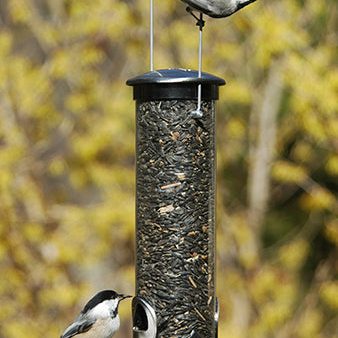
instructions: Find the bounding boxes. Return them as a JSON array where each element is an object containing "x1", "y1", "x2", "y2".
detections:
[
  {"x1": 181, "y1": 0, "x2": 257, "y2": 18},
  {"x1": 60, "y1": 290, "x2": 132, "y2": 338}
]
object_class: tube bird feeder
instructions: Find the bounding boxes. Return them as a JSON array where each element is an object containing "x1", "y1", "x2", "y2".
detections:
[{"x1": 127, "y1": 68, "x2": 225, "y2": 338}]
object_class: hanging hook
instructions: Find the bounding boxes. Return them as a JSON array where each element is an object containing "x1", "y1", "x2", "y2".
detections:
[{"x1": 187, "y1": 7, "x2": 205, "y2": 119}]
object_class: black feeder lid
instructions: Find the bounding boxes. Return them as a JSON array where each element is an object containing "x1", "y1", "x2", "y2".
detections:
[{"x1": 127, "y1": 68, "x2": 225, "y2": 101}]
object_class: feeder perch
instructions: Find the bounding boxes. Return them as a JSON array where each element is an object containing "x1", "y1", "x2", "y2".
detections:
[{"x1": 127, "y1": 68, "x2": 225, "y2": 337}]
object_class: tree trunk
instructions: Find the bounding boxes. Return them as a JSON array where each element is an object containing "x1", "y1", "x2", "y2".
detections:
[{"x1": 248, "y1": 59, "x2": 284, "y2": 232}]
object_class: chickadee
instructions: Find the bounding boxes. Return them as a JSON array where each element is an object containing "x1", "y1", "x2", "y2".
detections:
[
  {"x1": 181, "y1": 0, "x2": 257, "y2": 18},
  {"x1": 60, "y1": 290, "x2": 131, "y2": 338}
]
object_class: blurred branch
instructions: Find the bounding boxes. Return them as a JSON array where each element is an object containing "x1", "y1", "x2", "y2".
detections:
[
  {"x1": 263, "y1": 212, "x2": 321, "y2": 258},
  {"x1": 248, "y1": 58, "x2": 284, "y2": 232},
  {"x1": 275, "y1": 253, "x2": 336, "y2": 338}
]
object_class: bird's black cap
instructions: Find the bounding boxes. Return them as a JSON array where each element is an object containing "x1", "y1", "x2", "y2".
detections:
[{"x1": 82, "y1": 290, "x2": 120, "y2": 313}]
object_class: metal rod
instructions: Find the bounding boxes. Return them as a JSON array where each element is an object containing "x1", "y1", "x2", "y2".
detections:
[
  {"x1": 197, "y1": 12, "x2": 203, "y2": 112},
  {"x1": 150, "y1": 0, "x2": 154, "y2": 71},
  {"x1": 189, "y1": 11, "x2": 204, "y2": 118}
]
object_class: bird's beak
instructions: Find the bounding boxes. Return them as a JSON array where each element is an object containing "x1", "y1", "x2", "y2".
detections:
[{"x1": 118, "y1": 294, "x2": 132, "y2": 301}]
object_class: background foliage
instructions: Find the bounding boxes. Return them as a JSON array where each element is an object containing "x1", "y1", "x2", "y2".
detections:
[{"x1": 0, "y1": 0, "x2": 337, "y2": 337}]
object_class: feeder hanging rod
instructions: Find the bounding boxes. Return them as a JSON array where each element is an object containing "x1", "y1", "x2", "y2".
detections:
[
  {"x1": 187, "y1": 8, "x2": 205, "y2": 119},
  {"x1": 150, "y1": 0, "x2": 154, "y2": 71}
]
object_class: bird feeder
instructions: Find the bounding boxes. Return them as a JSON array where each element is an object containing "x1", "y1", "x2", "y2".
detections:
[{"x1": 127, "y1": 68, "x2": 225, "y2": 337}]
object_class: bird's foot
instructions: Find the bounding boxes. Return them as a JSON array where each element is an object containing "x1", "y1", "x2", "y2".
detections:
[{"x1": 186, "y1": 6, "x2": 205, "y2": 30}]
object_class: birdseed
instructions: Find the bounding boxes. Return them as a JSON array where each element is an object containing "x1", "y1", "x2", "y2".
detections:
[{"x1": 136, "y1": 99, "x2": 216, "y2": 337}]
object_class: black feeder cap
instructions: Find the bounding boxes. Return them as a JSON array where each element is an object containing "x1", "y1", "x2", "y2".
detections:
[{"x1": 127, "y1": 68, "x2": 225, "y2": 101}]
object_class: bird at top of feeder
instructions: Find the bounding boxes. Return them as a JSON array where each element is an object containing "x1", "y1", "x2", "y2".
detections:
[
  {"x1": 181, "y1": 0, "x2": 257, "y2": 18},
  {"x1": 60, "y1": 290, "x2": 131, "y2": 338}
]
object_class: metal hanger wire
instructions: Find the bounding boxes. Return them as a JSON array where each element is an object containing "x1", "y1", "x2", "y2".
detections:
[
  {"x1": 196, "y1": 12, "x2": 204, "y2": 118},
  {"x1": 150, "y1": 0, "x2": 154, "y2": 71},
  {"x1": 187, "y1": 8, "x2": 205, "y2": 118},
  {"x1": 150, "y1": 2, "x2": 205, "y2": 119}
]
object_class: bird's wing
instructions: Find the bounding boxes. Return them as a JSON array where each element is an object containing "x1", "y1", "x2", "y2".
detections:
[
  {"x1": 60, "y1": 317, "x2": 96, "y2": 338},
  {"x1": 181, "y1": 0, "x2": 256, "y2": 18},
  {"x1": 182, "y1": 0, "x2": 216, "y2": 17}
]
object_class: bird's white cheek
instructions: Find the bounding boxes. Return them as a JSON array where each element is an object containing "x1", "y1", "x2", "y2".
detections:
[{"x1": 90, "y1": 299, "x2": 118, "y2": 318}]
